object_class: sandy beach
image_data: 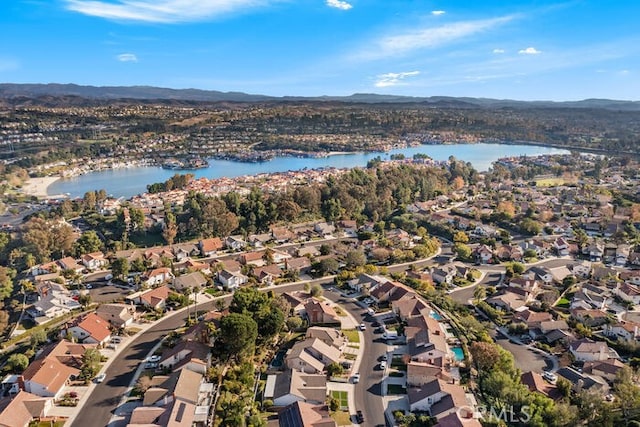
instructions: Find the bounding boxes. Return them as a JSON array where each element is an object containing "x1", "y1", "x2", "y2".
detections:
[{"x1": 21, "y1": 176, "x2": 61, "y2": 198}]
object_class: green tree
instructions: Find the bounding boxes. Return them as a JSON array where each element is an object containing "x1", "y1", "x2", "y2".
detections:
[
  {"x1": 74, "y1": 231, "x2": 102, "y2": 255},
  {"x1": 326, "y1": 362, "x2": 344, "y2": 378},
  {"x1": 453, "y1": 231, "x2": 469, "y2": 244},
  {"x1": 345, "y1": 250, "x2": 367, "y2": 268},
  {"x1": 310, "y1": 284, "x2": 323, "y2": 298},
  {"x1": 6, "y1": 353, "x2": 29, "y2": 373},
  {"x1": 30, "y1": 328, "x2": 47, "y2": 348},
  {"x1": 80, "y1": 348, "x2": 102, "y2": 380},
  {"x1": 218, "y1": 313, "x2": 258, "y2": 360},
  {"x1": 0, "y1": 266, "x2": 15, "y2": 299},
  {"x1": 111, "y1": 257, "x2": 130, "y2": 280}
]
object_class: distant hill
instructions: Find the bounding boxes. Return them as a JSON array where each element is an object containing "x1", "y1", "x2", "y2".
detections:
[{"x1": 1, "y1": 83, "x2": 640, "y2": 110}]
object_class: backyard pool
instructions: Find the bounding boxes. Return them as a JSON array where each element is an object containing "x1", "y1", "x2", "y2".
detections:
[
  {"x1": 430, "y1": 311, "x2": 443, "y2": 321},
  {"x1": 451, "y1": 346, "x2": 465, "y2": 362},
  {"x1": 271, "y1": 351, "x2": 286, "y2": 368}
]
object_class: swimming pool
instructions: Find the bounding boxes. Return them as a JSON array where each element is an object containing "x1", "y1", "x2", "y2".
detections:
[
  {"x1": 451, "y1": 346, "x2": 464, "y2": 361},
  {"x1": 430, "y1": 311, "x2": 443, "y2": 320}
]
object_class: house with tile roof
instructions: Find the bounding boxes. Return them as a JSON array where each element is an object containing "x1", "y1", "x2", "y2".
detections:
[
  {"x1": 285, "y1": 338, "x2": 342, "y2": 374},
  {"x1": 198, "y1": 237, "x2": 224, "y2": 256},
  {"x1": 569, "y1": 338, "x2": 619, "y2": 361},
  {"x1": 144, "y1": 267, "x2": 174, "y2": 287},
  {"x1": 81, "y1": 251, "x2": 108, "y2": 271},
  {"x1": 95, "y1": 303, "x2": 136, "y2": 329},
  {"x1": 264, "y1": 369, "x2": 327, "y2": 407},
  {"x1": 521, "y1": 371, "x2": 561, "y2": 400},
  {"x1": 127, "y1": 285, "x2": 172, "y2": 310},
  {"x1": 303, "y1": 300, "x2": 340, "y2": 326},
  {"x1": 65, "y1": 312, "x2": 111, "y2": 345},
  {"x1": 277, "y1": 401, "x2": 337, "y2": 427},
  {"x1": 21, "y1": 356, "x2": 79, "y2": 399},
  {"x1": 158, "y1": 340, "x2": 211, "y2": 375},
  {"x1": 0, "y1": 390, "x2": 52, "y2": 427},
  {"x1": 172, "y1": 271, "x2": 208, "y2": 293},
  {"x1": 217, "y1": 269, "x2": 248, "y2": 290}
]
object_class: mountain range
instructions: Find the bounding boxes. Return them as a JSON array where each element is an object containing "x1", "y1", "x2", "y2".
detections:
[{"x1": 1, "y1": 83, "x2": 640, "y2": 110}]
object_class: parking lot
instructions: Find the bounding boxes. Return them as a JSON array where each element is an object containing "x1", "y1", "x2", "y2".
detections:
[{"x1": 88, "y1": 282, "x2": 133, "y2": 304}]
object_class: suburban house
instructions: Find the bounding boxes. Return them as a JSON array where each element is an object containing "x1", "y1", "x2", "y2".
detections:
[
  {"x1": 130, "y1": 368, "x2": 214, "y2": 427},
  {"x1": 253, "y1": 264, "x2": 284, "y2": 285},
  {"x1": 225, "y1": 235, "x2": 247, "y2": 251},
  {"x1": 277, "y1": 401, "x2": 337, "y2": 427},
  {"x1": 407, "y1": 361, "x2": 449, "y2": 387},
  {"x1": 57, "y1": 257, "x2": 84, "y2": 274},
  {"x1": 303, "y1": 300, "x2": 340, "y2": 325},
  {"x1": 284, "y1": 257, "x2": 312, "y2": 275},
  {"x1": 21, "y1": 356, "x2": 79, "y2": 399},
  {"x1": 144, "y1": 267, "x2": 174, "y2": 287},
  {"x1": 81, "y1": 251, "x2": 108, "y2": 271},
  {"x1": 95, "y1": 303, "x2": 136, "y2": 329},
  {"x1": 285, "y1": 338, "x2": 342, "y2": 374},
  {"x1": 217, "y1": 269, "x2": 248, "y2": 290},
  {"x1": 569, "y1": 338, "x2": 619, "y2": 361},
  {"x1": 127, "y1": 285, "x2": 172, "y2": 310},
  {"x1": 305, "y1": 327, "x2": 347, "y2": 351},
  {"x1": 520, "y1": 371, "x2": 560, "y2": 400},
  {"x1": 0, "y1": 390, "x2": 52, "y2": 427},
  {"x1": 27, "y1": 291, "x2": 81, "y2": 325},
  {"x1": 613, "y1": 283, "x2": 640, "y2": 305},
  {"x1": 556, "y1": 367, "x2": 610, "y2": 394},
  {"x1": 264, "y1": 369, "x2": 327, "y2": 407},
  {"x1": 65, "y1": 312, "x2": 112, "y2": 345},
  {"x1": 172, "y1": 271, "x2": 208, "y2": 293},
  {"x1": 407, "y1": 377, "x2": 472, "y2": 419},
  {"x1": 604, "y1": 321, "x2": 640, "y2": 342},
  {"x1": 199, "y1": 237, "x2": 224, "y2": 256},
  {"x1": 158, "y1": 340, "x2": 211, "y2": 375},
  {"x1": 583, "y1": 359, "x2": 626, "y2": 383}
]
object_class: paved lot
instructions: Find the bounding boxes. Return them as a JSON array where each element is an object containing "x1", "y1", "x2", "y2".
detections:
[
  {"x1": 88, "y1": 282, "x2": 132, "y2": 304},
  {"x1": 490, "y1": 329, "x2": 550, "y2": 373}
]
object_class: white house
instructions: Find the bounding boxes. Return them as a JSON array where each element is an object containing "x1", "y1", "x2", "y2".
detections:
[
  {"x1": 81, "y1": 252, "x2": 108, "y2": 271},
  {"x1": 66, "y1": 313, "x2": 112, "y2": 345},
  {"x1": 144, "y1": 267, "x2": 174, "y2": 286},
  {"x1": 218, "y1": 269, "x2": 248, "y2": 290},
  {"x1": 569, "y1": 338, "x2": 619, "y2": 362}
]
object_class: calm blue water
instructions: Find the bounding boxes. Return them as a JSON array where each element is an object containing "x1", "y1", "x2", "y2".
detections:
[
  {"x1": 430, "y1": 311, "x2": 443, "y2": 321},
  {"x1": 48, "y1": 143, "x2": 569, "y2": 199},
  {"x1": 451, "y1": 346, "x2": 465, "y2": 361}
]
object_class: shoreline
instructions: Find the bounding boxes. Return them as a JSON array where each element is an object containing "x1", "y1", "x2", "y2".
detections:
[{"x1": 21, "y1": 176, "x2": 62, "y2": 198}]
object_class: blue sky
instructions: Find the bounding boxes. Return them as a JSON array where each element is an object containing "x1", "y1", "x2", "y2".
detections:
[{"x1": 1, "y1": 0, "x2": 639, "y2": 100}]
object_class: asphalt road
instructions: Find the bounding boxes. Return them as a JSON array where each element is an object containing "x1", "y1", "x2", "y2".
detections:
[
  {"x1": 72, "y1": 281, "x2": 322, "y2": 427},
  {"x1": 324, "y1": 288, "x2": 387, "y2": 427}
]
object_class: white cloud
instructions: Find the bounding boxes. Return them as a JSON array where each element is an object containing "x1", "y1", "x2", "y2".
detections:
[
  {"x1": 65, "y1": 0, "x2": 268, "y2": 23},
  {"x1": 374, "y1": 71, "x2": 420, "y2": 87},
  {"x1": 492, "y1": 48, "x2": 505, "y2": 54},
  {"x1": 431, "y1": 10, "x2": 445, "y2": 16},
  {"x1": 326, "y1": 0, "x2": 352, "y2": 10},
  {"x1": 518, "y1": 46, "x2": 541, "y2": 55},
  {"x1": 358, "y1": 15, "x2": 514, "y2": 61},
  {"x1": 117, "y1": 53, "x2": 138, "y2": 62}
]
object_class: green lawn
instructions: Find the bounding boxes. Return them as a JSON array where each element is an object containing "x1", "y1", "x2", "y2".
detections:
[
  {"x1": 330, "y1": 390, "x2": 348, "y2": 409},
  {"x1": 556, "y1": 297, "x2": 570, "y2": 308},
  {"x1": 342, "y1": 329, "x2": 360, "y2": 343}
]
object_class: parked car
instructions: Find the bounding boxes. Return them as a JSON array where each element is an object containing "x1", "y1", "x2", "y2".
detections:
[
  {"x1": 379, "y1": 361, "x2": 387, "y2": 370},
  {"x1": 359, "y1": 323, "x2": 366, "y2": 331},
  {"x1": 352, "y1": 373, "x2": 360, "y2": 384},
  {"x1": 542, "y1": 371, "x2": 557, "y2": 383},
  {"x1": 94, "y1": 373, "x2": 106, "y2": 383},
  {"x1": 148, "y1": 355, "x2": 161, "y2": 363},
  {"x1": 356, "y1": 410, "x2": 364, "y2": 424}
]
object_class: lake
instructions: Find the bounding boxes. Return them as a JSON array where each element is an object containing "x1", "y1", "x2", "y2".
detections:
[{"x1": 48, "y1": 143, "x2": 569, "y2": 199}]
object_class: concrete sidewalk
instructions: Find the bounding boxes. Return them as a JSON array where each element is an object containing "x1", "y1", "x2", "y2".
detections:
[{"x1": 64, "y1": 291, "x2": 214, "y2": 426}]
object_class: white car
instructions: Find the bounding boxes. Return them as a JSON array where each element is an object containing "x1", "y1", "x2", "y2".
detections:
[
  {"x1": 352, "y1": 373, "x2": 360, "y2": 384},
  {"x1": 94, "y1": 373, "x2": 106, "y2": 383},
  {"x1": 542, "y1": 371, "x2": 557, "y2": 383},
  {"x1": 359, "y1": 323, "x2": 366, "y2": 331},
  {"x1": 148, "y1": 355, "x2": 161, "y2": 363},
  {"x1": 379, "y1": 361, "x2": 387, "y2": 370}
]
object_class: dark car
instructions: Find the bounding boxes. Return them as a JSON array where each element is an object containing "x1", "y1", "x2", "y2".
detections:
[
  {"x1": 356, "y1": 410, "x2": 364, "y2": 424},
  {"x1": 371, "y1": 321, "x2": 380, "y2": 327}
]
